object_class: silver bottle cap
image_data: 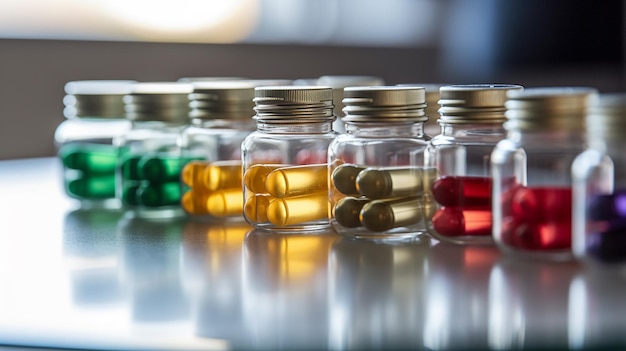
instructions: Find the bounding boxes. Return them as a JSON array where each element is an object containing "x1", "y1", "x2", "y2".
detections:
[
  {"x1": 505, "y1": 87, "x2": 597, "y2": 132},
  {"x1": 585, "y1": 93, "x2": 626, "y2": 141},
  {"x1": 342, "y1": 86, "x2": 427, "y2": 122},
  {"x1": 317, "y1": 75, "x2": 385, "y2": 118},
  {"x1": 253, "y1": 86, "x2": 334, "y2": 122},
  {"x1": 63, "y1": 80, "x2": 136, "y2": 119},
  {"x1": 124, "y1": 82, "x2": 193, "y2": 123},
  {"x1": 438, "y1": 84, "x2": 523, "y2": 124},
  {"x1": 189, "y1": 80, "x2": 292, "y2": 120}
]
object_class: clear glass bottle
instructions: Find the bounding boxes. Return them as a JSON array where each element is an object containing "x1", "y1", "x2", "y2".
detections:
[
  {"x1": 178, "y1": 81, "x2": 258, "y2": 220},
  {"x1": 328, "y1": 86, "x2": 430, "y2": 242},
  {"x1": 117, "y1": 82, "x2": 194, "y2": 217},
  {"x1": 241, "y1": 86, "x2": 338, "y2": 231},
  {"x1": 425, "y1": 84, "x2": 523, "y2": 245},
  {"x1": 573, "y1": 93, "x2": 626, "y2": 267},
  {"x1": 491, "y1": 87, "x2": 596, "y2": 259},
  {"x1": 55, "y1": 80, "x2": 134, "y2": 207}
]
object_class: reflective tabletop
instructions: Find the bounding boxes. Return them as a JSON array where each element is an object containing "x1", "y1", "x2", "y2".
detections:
[{"x1": 1, "y1": 158, "x2": 625, "y2": 350}]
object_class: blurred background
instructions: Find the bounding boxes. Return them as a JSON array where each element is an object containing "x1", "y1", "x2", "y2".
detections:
[{"x1": 0, "y1": 0, "x2": 623, "y2": 159}]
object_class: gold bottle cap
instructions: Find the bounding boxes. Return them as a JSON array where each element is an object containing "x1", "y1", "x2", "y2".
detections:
[
  {"x1": 63, "y1": 80, "x2": 136, "y2": 119},
  {"x1": 438, "y1": 84, "x2": 523, "y2": 124},
  {"x1": 318, "y1": 75, "x2": 385, "y2": 118},
  {"x1": 504, "y1": 87, "x2": 597, "y2": 132},
  {"x1": 342, "y1": 86, "x2": 427, "y2": 122},
  {"x1": 253, "y1": 86, "x2": 334, "y2": 122},
  {"x1": 124, "y1": 82, "x2": 194, "y2": 123},
  {"x1": 188, "y1": 80, "x2": 292, "y2": 120},
  {"x1": 586, "y1": 93, "x2": 626, "y2": 141}
]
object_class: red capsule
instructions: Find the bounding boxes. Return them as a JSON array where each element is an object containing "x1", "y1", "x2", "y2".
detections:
[
  {"x1": 432, "y1": 207, "x2": 492, "y2": 237},
  {"x1": 432, "y1": 176, "x2": 492, "y2": 208}
]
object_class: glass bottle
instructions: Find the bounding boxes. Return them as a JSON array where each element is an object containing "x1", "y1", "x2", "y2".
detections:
[
  {"x1": 425, "y1": 84, "x2": 523, "y2": 245},
  {"x1": 573, "y1": 93, "x2": 626, "y2": 267},
  {"x1": 491, "y1": 87, "x2": 596, "y2": 259},
  {"x1": 178, "y1": 81, "x2": 258, "y2": 220},
  {"x1": 241, "y1": 86, "x2": 338, "y2": 231},
  {"x1": 328, "y1": 86, "x2": 430, "y2": 242},
  {"x1": 117, "y1": 82, "x2": 194, "y2": 217},
  {"x1": 55, "y1": 80, "x2": 134, "y2": 207}
]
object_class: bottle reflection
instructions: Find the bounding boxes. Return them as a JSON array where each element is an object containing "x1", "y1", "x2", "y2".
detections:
[
  {"x1": 328, "y1": 236, "x2": 432, "y2": 350},
  {"x1": 63, "y1": 207, "x2": 125, "y2": 306},
  {"x1": 117, "y1": 212, "x2": 189, "y2": 322},
  {"x1": 423, "y1": 243, "x2": 500, "y2": 350},
  {"x1": 181, "y1": 219, "x2": 252, "y2": 347},
  {"x1": 488, "y1": 257, "x2": 579, "y2": 350},
  {"x1": 242, "y1": 229, "x2": 339, "y2": 350},
  {"x1": 568, "y1": 270, "x2": 626, "y2": 349}
]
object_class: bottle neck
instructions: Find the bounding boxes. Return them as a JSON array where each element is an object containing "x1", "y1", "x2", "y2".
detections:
[
  {"x1": 440, "y1": 122, "x2": 505, "y2": 138},
  {"x1": 506, "y1": 128, "x2": 585, "y2": 146},
  {"x1": 345, "y1": 121, "x2": 425, "y2": 138},
  {"x1": 192, "y1": 118, "x2": 255, "y2": 131},
  {"x1": 256, "y1": 120, "x2": 334, "y2": 134},
  {"x1": 131, "y1": 120, "x2": 187, "y2": 131}
]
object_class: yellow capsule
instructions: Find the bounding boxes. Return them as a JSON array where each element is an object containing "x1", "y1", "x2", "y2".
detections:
[
  {"x1": 360, "y1": 197, "x2": 422, "y2": 232},
  {"x1": 181, "y1": 161, "x2": 208, "y2": 188},
  {"x1": 203, "y1": 160, "x2": 243, "y2": 191},
  {"x1": 331, "y1": 164, "x2": 365, "y2": 196},
  {"x1": 207, "y1": 188, "x2": 244, "y2": 217},
  {"x1": 266, "y1": 191, "x2": 330, "y2": 226},
  {"x1": 244, "y1": 194, "x2": 274, "y2": 223},
  {"x1": 181, "y1": 190, "x2": 209, "y2": 215},
  {"x1": 356, "y1": 167, "x2": 423, "y2": 199},
  {"x1": 265, "y1": 164, "x2": 328, "y2": 198},
  {"x1": 244, "y1": 164, "x2": 287, "y2": 194},
  {"x1": 333, "y1": 196, "x2": 369, "y2": 228}
]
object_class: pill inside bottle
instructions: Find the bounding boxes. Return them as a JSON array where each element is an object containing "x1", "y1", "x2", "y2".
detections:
[
  {"x1": 334, "y1": 196, "x2": 369, "y2": 228},
  {"x1": 266, "y1": 191, "x2": 330, "y2": 226},
  {"x1": 265, "y1": 164, "x2": 328, "y2": 198},
  {"x1": 331, "y1": 164, "x2": 365, "y2": 196},
  {"x1": 359, "y1": 197, "x2": 423, "y2": 232},
  {"x1": 244, "y1": 164, "x2": 287, "y2": 194},
  {"x1": 356, "y1": 167, "x2": 424, "y2": 199}
]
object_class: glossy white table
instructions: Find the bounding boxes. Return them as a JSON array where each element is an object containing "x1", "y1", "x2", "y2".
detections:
[{"x1": 0, "y1": 158, "x2": 623, "y2": 350}]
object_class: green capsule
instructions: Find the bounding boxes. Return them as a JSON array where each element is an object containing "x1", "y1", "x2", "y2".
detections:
[
  {"x1": 66, "y1": 175, "x2": 116, "y2": 199},
  {"x1": 138, "y1": 156, "x2": 194, "y2": 183},
  {"x1": 137, "y1": 182, "x2": 182, "y2": 207},
  {"x1": 122, "y1": 184, "x2": 141, "y2": 206},
  {"x1": 121, "y1": 156, "x2": 142, "y2": 181},
  {"x1": 59, "y1": 144, "x2": 118, "y2": 174}
]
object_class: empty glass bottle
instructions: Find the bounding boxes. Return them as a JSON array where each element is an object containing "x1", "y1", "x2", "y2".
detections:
[
  {"x1": 573, "y1": 93, "x2": 626, "y2": 267},
  {"x1": 492, "y1": 87, "x2": 596, "y2": 260},
  {"x1": 55, "y1": 80, "x2": 134, "y2": 207},
  {"x1": 241, "y1": 86, "x2": 338, "y2": 231},
  {"x1": 117, "y1": 82, "x2": 194, "y2": 217},
  {"x1": 328, "y1": 86, "x2": 430, "y2": 242},
  {"x1": 425, "y1": 84, "x2": 523, "y2": 245}
]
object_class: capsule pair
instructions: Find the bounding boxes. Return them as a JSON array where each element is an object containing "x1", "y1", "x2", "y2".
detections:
[
  {"x1": 243, "y1": 164, "x2": 330, "y2": 227},
  {"x1": 181, "y1": 160, "x2": 243, "y2": 217}
]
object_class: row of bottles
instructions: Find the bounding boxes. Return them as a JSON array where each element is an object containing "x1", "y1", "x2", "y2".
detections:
[{"x1": 55, "y1": 78, "x2": 626, "y2": 267}]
